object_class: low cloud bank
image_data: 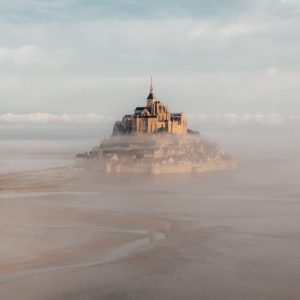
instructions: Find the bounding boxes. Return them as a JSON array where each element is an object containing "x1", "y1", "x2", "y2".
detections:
[
  {"x1": 0, "y1": 113, "x2": 114, "y2": 125},
  {"x1": 0, "y1": 113, "x2": 299, "y2": 127},
  {"x1": 0, "y1": 45, "x2": 45, "y2": 66},
  {"x1": 187, "y1": 113, "x2": 300, "y2": 126}
]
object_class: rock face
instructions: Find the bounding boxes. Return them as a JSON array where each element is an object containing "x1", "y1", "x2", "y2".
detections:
[
  {"x1": 85, "y1": 134, "x2": 237, "y2": 174},
  {"x1": 76, "y1": 81, "x2": 237, "y2": 174}
]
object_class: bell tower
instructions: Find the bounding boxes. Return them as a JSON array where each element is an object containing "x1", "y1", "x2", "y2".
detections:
[
  {"x1": 147, "y1": 76, "x2": 156, "y2": 105},
  {"x1": 147, "y1": 76, "x2": 158, "y2": 116}
]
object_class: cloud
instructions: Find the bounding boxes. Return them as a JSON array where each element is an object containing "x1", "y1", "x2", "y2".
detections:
[
  {"x1": 187, "y1": 21, "x2": 266, "y2": 41},
  {"x1": 0, "y1": 112, "x2": 297, "y2": 127},
  {"x1": 0, "y1": 45, "x2": 44, "y2": 65},
  {"x1": 280, "y1": 0, "x2": 300, "y2": 4},
  {"x1": 0, "y1": 1, "x2": 299, "y2": 117},
  {"x1": 266, "y1": 67, "x2": 278, "y2": 76},
  {"x1": 187, "y1": 113, "x2": 295, "y2": 126},
  {"x1": 0, "y1": 0, "x2": 79, "y2": 11},
  {"x1": 0, "y1": 113, "x2": 114, "y2": 125}
]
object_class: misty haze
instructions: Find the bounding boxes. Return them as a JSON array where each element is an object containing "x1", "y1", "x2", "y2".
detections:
[
  {"x1": 1, "y1": 125, "x2": 300, "y2": 300},
  {"x1": 1, "y1": 0, "x2": 300, "y2": 300}
]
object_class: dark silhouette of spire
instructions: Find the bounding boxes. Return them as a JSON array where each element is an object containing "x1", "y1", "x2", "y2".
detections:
[{"x1": 147, "y1": 76, "x2": 155, "y2": 100}]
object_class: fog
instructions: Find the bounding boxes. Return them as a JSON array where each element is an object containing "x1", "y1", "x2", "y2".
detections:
[{"x1": 0, "y1": 127, "x2": 300, "y2": 300}]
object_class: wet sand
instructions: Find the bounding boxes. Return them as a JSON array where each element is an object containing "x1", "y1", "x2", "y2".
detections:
[{"x1": 1, "y1": 150, "x2": 300, "y2": 299}]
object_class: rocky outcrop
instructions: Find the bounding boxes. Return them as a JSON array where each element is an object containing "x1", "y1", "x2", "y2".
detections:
[
  {"x1": 77, "y1": 133, "x2": 237, "y2": 174},
  {"x1": 76, "y1": 81, "x2": 237, "y2": 174}
]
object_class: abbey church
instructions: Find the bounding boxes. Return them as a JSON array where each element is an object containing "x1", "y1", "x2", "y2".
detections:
[{"x1": 113, "y1": 80, "x2": 188, "y2": 135}]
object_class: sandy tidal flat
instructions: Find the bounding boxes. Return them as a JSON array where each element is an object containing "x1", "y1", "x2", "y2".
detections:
[{"x1": 0, "y1": 149, "x2": 300, "y2": 300}]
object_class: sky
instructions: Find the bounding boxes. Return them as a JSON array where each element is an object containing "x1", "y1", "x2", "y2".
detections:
[{"x1": 0, "y1": 0, "x2": 300, "y2": 128}]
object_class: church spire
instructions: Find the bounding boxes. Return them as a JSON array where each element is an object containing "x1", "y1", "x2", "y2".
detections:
[
  {"x1": 150, "y1": 76, "x2": 153, "y2": 93},
  {"x1": 147, "y1": 76, "x2": 155, "y2": 100}
]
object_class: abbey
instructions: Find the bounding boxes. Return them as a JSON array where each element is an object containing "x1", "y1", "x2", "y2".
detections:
[
  {"x1": 113, "y1": 80, "x2": 187, "y2": 135},
  {"x1": 78, "y1": 79, "x2": 237, "y2": 174}
]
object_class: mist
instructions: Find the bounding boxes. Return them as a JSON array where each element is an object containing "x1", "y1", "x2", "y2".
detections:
[
  {"x1": 0, "y1": 124, "x2": 300, "y2": 300},
  {"x1": 1, "y1": 0, "x2": 300, "y2": 297}
]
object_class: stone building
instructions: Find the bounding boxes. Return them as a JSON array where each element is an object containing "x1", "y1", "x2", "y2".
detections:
[{"x1": 113, "y1": 79, "x2": 187, "y2": 135}]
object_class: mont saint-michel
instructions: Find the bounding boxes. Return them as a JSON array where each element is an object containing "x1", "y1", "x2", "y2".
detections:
[
  {"x1": 113, "y1": 79, "x2": 187, "y2": 135},
  {"x1": 77, "y1": 80, "x2": 237, "y2": 174}
]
